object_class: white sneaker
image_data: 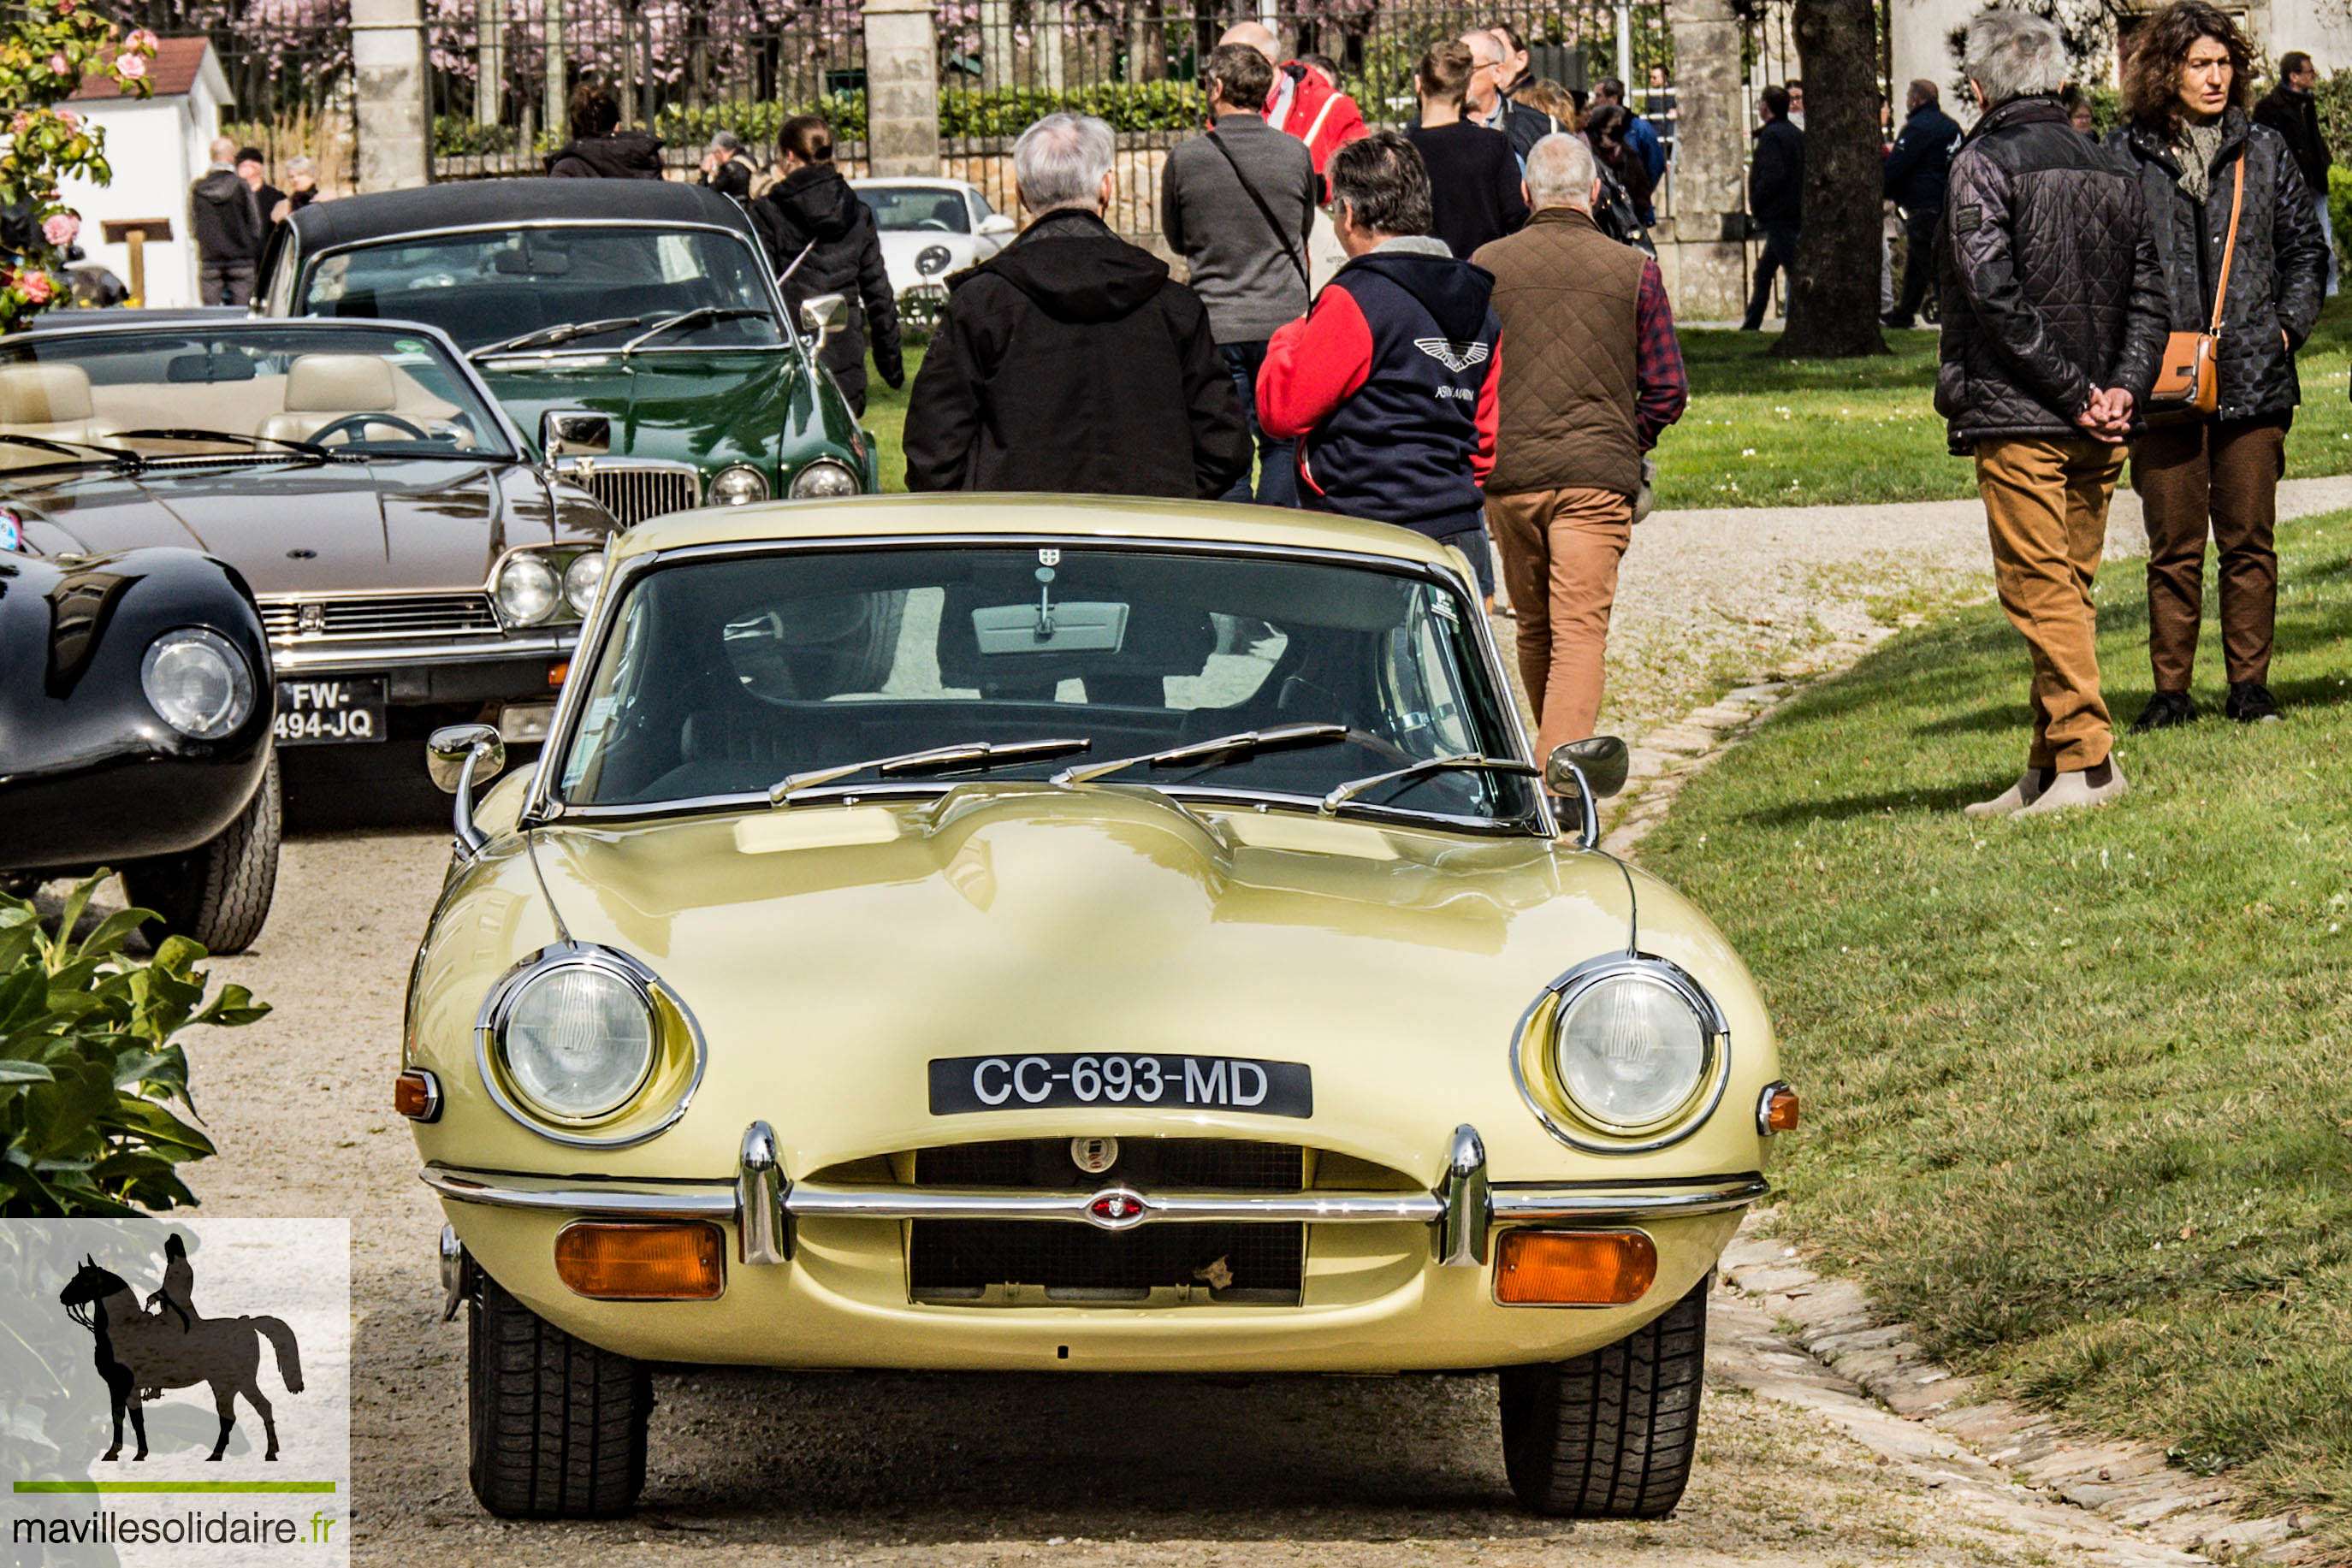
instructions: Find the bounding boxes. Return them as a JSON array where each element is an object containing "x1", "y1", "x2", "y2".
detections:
[
  {"x1": 1963, "y1": 768, "x2": 2052, "y2": 818},
  {"x1": 2014, "y1": 756, "x2": 2129, "y2": 816}
]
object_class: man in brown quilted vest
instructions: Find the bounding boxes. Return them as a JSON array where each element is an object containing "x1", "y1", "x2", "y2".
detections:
[{"x1": 1472, "y1": 133, "x2": 1687, "y2": 766}]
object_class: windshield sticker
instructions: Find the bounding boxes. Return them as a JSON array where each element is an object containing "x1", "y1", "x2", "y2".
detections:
[
  {"x1": 394, "y1": 339, "x2": 428, "y2": 354},
  {"x1": 1431, "y1": 593, "x2": 1460, "y2": 623},
  {"x1": 0, "y1": 507, "x2": 20, "y2": 553}
]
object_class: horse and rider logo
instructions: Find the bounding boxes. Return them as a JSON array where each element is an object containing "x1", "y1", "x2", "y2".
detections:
[{"x1": 56, "y1": 1235, "x2": 305, "y2": 1463}]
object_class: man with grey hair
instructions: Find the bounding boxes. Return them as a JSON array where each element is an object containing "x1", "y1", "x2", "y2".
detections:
[
  {"x1": 696, "y1": 130, "x2": 752, "y2": 202},
  {"x1": 1472, "y1": 133, "x2": 1686, "y2": 767},
  {"x1": 1940, "y1": 9, "x2": 2167, "y2": 816},
  {"x1": 903, "y1": 114, "x2": 1247, "y2": 496}
]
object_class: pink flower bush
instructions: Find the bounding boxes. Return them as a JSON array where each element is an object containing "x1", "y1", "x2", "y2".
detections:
[
  {"x1": 127, "y1": 27, "x2": 158, "y2": 50},
  {"x1": 17, "y1": 272, "x2": 55, "y2": 305},
  {"x1": 114, "y1": 51, "x2": 145, "y2": 78},
  {"x1": 47, "y1": 50, "x2": 69, "y2": 72},
  {"x1": 43, "y1": 213, "x2": 80, "y2": 246}
]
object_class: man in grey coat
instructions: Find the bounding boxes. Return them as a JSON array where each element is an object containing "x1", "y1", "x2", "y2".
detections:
[{"x1": 1162, "y1": 43, "x2": 1319, "y2": 505}]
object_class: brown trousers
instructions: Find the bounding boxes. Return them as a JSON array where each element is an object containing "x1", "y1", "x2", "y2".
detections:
[
  {"x1": 2130, "y1": 415, "x2": 2288, "y2": 690},
  {"x1": 1975, "y1": 437, "x2": 2128, "y2": 772},
  {"x1": 1486, "y1": 487, "x2": 1635, "y2": 760}
]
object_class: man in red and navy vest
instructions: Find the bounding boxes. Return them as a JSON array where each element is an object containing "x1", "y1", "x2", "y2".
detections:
[{"x1": 1257, "y1": 130, "x2": 1505, "y2": 601}]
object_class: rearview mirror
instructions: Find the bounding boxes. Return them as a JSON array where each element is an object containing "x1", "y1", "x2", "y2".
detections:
[
  {"x1": 1545, "y1": 736, "x2": 1630, "y2": 800},
  {"x1": 798, "y1": 293, "x2": 847, "y2": 340},
  {"x1": 427, "y1": 723, "x2": 507, "y2": 855},
  {"x1": 978, "y1": 213, "x2": 1016, "y2": 236},
  {"x1": 540, "y1": 409, "x2": 610, "y2": 460}
]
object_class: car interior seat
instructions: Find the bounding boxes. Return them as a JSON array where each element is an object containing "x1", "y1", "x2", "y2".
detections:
[
  {"x1": 257, "y1": 353, "x2": 465, "y2": 446},
  {"x1": 0, "y1": 363, "x2": 116, "y2": 446}
]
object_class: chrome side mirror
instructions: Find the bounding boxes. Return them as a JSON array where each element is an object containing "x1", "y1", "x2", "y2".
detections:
[
  {"x1": 798, "y1": 293, "x2": 847, "y2": 340},
  {"x1": 540, "y1": 409, "x2": 611, "y2": 460},
  {"x1": 1544, "y1": 737, "x2": 1629, "y2": 849},
  {"x1": 427, "y1": 723, "x2": 507, "y2": 855}
]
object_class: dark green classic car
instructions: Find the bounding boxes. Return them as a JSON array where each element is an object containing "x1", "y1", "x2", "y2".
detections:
[{"x1": 260, "y1": 180, "x2": 874, "y2": 525}]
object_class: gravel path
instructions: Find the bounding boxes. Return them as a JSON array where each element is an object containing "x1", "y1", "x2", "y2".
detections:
[{"x1": 133, "y1": 474, "x2": 2352, "y2": 1563}]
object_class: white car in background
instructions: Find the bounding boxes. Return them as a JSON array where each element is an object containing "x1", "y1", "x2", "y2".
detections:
[{"x1": 850, "y1": 177, "x2": 1016, "y2": 311}]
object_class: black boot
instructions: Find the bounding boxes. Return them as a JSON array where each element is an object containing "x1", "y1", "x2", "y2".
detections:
[
  {"x1": 2129, "y1": 690, "x2": 2196, "y2": 732},
  {"x1": 2225, "y1": 682, "x2": 2282, "y2": 724}
]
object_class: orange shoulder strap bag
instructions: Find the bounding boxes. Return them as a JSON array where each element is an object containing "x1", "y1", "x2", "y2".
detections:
[{"x1": 2148, "y1": 151, "x2": 2244, "y2": 422}]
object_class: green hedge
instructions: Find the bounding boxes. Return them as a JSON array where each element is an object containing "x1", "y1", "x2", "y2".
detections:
[{"x1": 649, "y1": 80, "x2": 1208, "y2": 153}]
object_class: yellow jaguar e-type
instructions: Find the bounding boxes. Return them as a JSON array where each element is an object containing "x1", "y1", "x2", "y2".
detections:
[{"x1": 398, "y1": 495, "x2": 1796, "y2": 1521}]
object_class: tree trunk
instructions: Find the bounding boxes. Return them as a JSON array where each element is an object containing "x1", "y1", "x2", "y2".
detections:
[{"x1": 1778, "y1": 0, "x2": 1887, "y2": 358}]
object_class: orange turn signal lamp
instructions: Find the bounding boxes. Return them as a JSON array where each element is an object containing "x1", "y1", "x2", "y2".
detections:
[
  {"x1": 1759, "y1": 1081, "x2": 1801, "y2": 1135},
  {"x1": 548, "y1": 660, "x2": 570, "y2": 688},
  {"x1": 393, "y1": 1068, "x2": 441, "y2": 1122},
  {"x1": 1493, "y1": 1229, "x2": 1656, "y2": 1306},
  {"x1": 555, "y1": 1222, "x2": 726, "y2": 1300}
]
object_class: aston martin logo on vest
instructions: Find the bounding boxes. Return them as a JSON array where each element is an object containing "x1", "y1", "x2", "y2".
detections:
[{"x1": 1413, "y1": 338, "x2": 1490, "y2": 374}]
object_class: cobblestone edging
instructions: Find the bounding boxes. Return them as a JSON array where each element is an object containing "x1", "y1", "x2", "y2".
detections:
[{"x1": 1589, "y1": 629, "x2": 2323, "y2": 1565}]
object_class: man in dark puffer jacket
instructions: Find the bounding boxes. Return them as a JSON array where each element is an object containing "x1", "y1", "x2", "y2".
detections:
[
  {"x1": 750, "y1": 115, "x2": 902, "y2": 415},
  {"x1": 544, "y1": 83, "x2": 666, "y2": 179},
  {"x1": 1939, "y1": 9, "x2": 2169, "y2": 819}
]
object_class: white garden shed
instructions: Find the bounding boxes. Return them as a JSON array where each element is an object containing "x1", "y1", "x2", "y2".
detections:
[{"x1": 56, "y1": 38, "x2": 231, "y2": 309}]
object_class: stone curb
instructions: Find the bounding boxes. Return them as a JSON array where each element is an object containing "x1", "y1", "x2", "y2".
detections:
[{"x1": 1588, "y1": 613, "x2": 2325, "y2": 1565}]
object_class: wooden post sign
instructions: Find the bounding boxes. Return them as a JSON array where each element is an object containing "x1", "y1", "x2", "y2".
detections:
[{"x1": 100, "y1": 217, "x2": 174, "y2": 306}]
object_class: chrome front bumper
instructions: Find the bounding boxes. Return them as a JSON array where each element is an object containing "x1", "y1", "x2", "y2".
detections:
[
  {"x1": 423, "y1": 1121, "x2": 1770, "y2": 1272},
  {"x1": 270, "y1": 628, "x2": 574, "y2": 675}
]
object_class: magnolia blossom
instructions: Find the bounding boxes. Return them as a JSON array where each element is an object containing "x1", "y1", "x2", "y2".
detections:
[
  {"x1": 116, "y1": 51, "x2": 147, "y2": 79},
  {"x1": 44, "y1": 213, "x2": 81, "y2": 246}
]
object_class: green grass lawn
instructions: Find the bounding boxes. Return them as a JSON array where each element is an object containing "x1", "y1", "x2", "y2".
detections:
[
  {"x1": 1638, "y1": 509, "x2": 2352, "y2": 1541},
  {"x1": 866, "y1": 298, "x2": 2352, "y2": 506}
]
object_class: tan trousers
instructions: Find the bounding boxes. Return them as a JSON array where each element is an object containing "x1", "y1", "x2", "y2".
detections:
[
  {"x1": 2130, "y1": 415, "x2": 2288, "y2": 689},
  {"x1": 1974, "y1": 436, "x2": 2127, "y2": 772},
  {"x1": 1486, "y1": 487, "x2": 1635, "y2": 760}
]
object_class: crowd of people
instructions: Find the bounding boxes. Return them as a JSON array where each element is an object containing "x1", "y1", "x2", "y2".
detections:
[{"x1": 188, "y1": 137, "x2": 320, "y2": 306}]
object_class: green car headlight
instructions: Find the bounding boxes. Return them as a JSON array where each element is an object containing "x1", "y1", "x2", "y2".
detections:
[
  {"x1": 788, "y1": 459, "x2": 860, "y2": 499},
  {"x1": 708, "y1": 464, "x2": 770, "y2": 506}
]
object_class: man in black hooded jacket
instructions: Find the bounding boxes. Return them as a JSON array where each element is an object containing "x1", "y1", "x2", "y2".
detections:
[
  {"x1": 903, "y1": 115, "x2": 1247, "y2": 497},
  {"x1": 750, "y1": 115, "x2": 901, "y2": 414}
]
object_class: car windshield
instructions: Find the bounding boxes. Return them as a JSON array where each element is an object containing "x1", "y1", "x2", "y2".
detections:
[
  {"x1": 554, "y1": 544, "x2": 1540, "y2": 827},
  {"x1": 0, "y1": 323, "x2": 513, "y2": 466},
  {"x1": 858, "y1": 186, "x2": 972, "y2": 234},
  {"x1": 297, "y1": 226, "x2": 783, "y2": 352}
]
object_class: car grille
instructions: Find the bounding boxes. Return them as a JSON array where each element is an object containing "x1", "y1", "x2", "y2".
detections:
[
  {"x1": 915, "y1": 1139, "x2": 1305, "y2": 1192},
  {"x1": 580, "y1": 464, "x2": 698, "y2": 526},
  {"x1": 909, "y1": 1219, "x2": 1303, "y2": 1304},
  {"x1": 258, "y1": 593, "x2": 501, "y2": 641}
]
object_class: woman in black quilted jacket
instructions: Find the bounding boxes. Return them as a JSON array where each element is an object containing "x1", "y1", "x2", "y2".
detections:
[
  {"x1": 2116, "y1": 0, "x2": 2327, "y2": 731},
  {"x1": 749, "y1": 115, "x2": 903, "y2": 415}
]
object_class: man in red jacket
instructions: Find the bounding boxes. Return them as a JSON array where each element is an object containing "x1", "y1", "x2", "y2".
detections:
[
  {"x1": 1218, "y1": 21, "x2": 1368, "y2": 180},
  {"x1": 1257, "y1": 131, "x2": 1504, "y2": 603}
]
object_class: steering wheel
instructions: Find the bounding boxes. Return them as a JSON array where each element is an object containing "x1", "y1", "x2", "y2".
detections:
[
  {"x1": 308, "y1": 411, "x2": 433, "y2": 445},
  {"x1": 915, "y1": 219, "x2": 952, "y2": 231}
]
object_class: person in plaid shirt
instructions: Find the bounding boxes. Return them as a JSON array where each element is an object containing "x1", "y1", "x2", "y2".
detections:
[{"x1": 1472, "y1": 133, "x2": 1687, "y2": 765}]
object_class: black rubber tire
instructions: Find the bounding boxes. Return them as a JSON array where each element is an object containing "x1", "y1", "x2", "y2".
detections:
[
  {"x1": 120, "y1": 752, "x2": 281, "y2": 956},
  {"x1": 1498, "y1": 1273, "x2": 1709, "y2": 1518},
  {"x1": 466, "y1": 1272, "x2": 650, "y2": 1519}
]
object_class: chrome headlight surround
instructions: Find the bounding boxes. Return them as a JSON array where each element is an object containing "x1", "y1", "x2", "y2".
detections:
[
  {"x1": 788, "y1": 458, "x2": 860, "y2": 500},
  {"x1": 140, "y1": 627, "x2": 255, "y2": 741},
  {"x1": 708, "y1": 464, "x2": 771, "y2": 506},
  {"x1": 474, "y1": 942, "x2": 707, "y2": 1149},
  {"x1": 1510, "y1": 954, "x2": 1732, "y2": 1154},
  {"x1": 495, "y1": 551, "x2": 561, "y2": 626}
]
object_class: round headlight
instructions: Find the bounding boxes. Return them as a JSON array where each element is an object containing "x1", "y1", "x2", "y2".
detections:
[
  {"x1": 915, "y1": 244, "x2": 953, "y2": 276},
  {"x1": 708, "y1": 464, "x2": 770, "y2": 506},
  {"x1": 789, "y1": 459, "x2": 860, "y2": 500},
  {"x1": 497, "y1": 961, "x2": 657, "y2": 1121},
  {"x1": 1551, "y1": 972, "x2": 1711, "y2": 1130},
  {"x1": 140, "y1": 628, "x2": 253, "y2": 740},
  {"x1": 562, "y1": 549, "x2": 606, "y2": 615},
  {"x1": 495, "y1": 553, "x2": 560, "y2": 625}
]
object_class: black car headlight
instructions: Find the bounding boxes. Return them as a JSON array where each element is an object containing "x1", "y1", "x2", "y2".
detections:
[
  {"x1": 916, "y1": 244, "x2": 953, "y2": 276},
  {"x1": 1514, "y1": 956, "x2": 1729, "y2": 1151},
  {"x1": 788, "y1": 459, "x2": 860, "y2": 499},
  {"x1": 477, "y1": 944, "x2": 705, "y2": 1143},
  {"x1": 141, "y1": 628, "x2": 254, "y2": 740}
]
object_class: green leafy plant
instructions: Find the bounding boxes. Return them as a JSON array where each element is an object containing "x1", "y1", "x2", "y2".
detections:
[
  {"x1": 0, "y1": 875, "x2": 268, "y2": 1216},
  {"x1": 432, "y1": 114, "x2": 523, "y2": 158},
  {"x1": 0, "y1": 0, "x2": 156, "y2": 330}
]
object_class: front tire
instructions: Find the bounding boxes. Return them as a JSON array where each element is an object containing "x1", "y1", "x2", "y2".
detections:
[
  {"x1": 467, "y1": 1272, "x2": 649, "y2": 1519},
  {"x1": 120, "y1": 752, "x2": 281, "y2": 956},
  {"x1": 1498, "y1": 1273, "x2": 1709, "y2": 1518}
]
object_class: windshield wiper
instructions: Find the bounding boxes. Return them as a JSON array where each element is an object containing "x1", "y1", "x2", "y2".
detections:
[
  {"x1": 469, "y1": 316, "x2": 649, "y2": 359},
  {"x1": 1052, "y1": 722, "x2": 1351, "y2": 786},
  {"x1": 110, "y1": 428, "x2": 329, "y2": 461},
  {"x1": 1318, "y1": 753, "x2": 1539, "y2": 816},
  {"x1": 620, "y1": 307, "x2": 769, "y2": 352},
  {"x1": 0, "y1": 432, "x2": 139, "y2": 471},
  {"x1": 768, "y1": 737, "x2": 1093, "y2": 808}
]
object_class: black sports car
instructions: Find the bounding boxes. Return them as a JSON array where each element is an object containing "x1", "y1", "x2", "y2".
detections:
[{"x1": 0, "y1": 546, "x2": 276, "y2": 951}]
